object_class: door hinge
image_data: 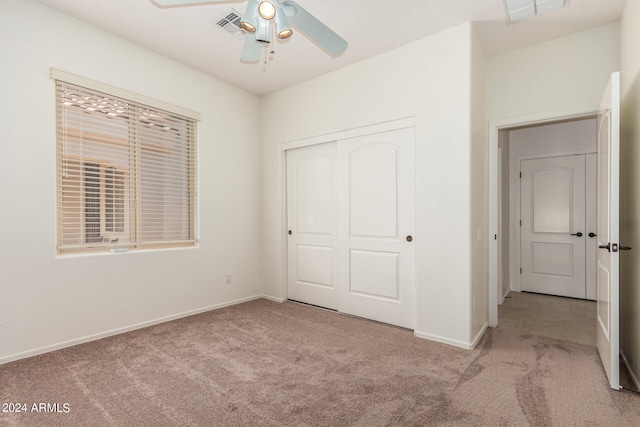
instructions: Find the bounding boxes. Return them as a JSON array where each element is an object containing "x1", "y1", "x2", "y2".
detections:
[
  {"x1": 519, "y1": 219, "x2": 522, "y2": 227},
  {"x1": 519, "y1": 172, "x2": 522, "y2": 178},
  {"x1": 520, "y1": 267, "x2": 522, "y2": 274}
]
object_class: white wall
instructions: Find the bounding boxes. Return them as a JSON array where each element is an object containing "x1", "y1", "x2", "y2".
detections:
[
  {"x1": 620, "y1": 0, "x2": 640, "y2": 389},
  {"x1": 488, "y1": 23, "x2": 620, "y2": 122},
  {"x1": 0, "y1": 0, "x2": 262, "y2": 363},
  {"x1": 509, "y1": 119, "x2": 597, "y2": 158},
  {"x1": 260, "y1": 23, "x2": 478, "y2": 348},
  {"x1": 498, "y1": 131, "x2": 510, "y2": 299},
  {"x1": 470, "y1": 28, "x2": 488, "y2": 342}
]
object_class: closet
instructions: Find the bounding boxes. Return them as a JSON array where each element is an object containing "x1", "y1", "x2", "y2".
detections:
[{"x1": 286, "y1": 126, "x2": 415, "y2": 328}]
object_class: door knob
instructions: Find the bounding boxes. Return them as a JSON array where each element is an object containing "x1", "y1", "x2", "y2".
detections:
[
  {"x1": 598, "y1": 243, "x2": 631, "y2": 252},
  {"x1": 589, "y1": 232, "x2": 597, "y2": 238},
  {"x1": 288, "y1": 230, "x2": 292, "y2": 235},
  {"x1": 571, "y1": 232, "x2": 583, "y2": 237},
  {"x1": 406, "y1": 235, "x2": 413, "y2": 242}
]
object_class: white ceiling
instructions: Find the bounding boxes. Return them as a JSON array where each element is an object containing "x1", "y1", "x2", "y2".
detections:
[{"x1": 35, "y1": 0, "x2": 626, "y2": 96}]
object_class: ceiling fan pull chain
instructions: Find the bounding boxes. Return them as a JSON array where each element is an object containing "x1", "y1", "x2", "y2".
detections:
[{"x1": 263, "y1": 24, "x2": 277, "y2": 71}]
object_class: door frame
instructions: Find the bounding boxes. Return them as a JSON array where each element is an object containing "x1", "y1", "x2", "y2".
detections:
[
  {"x1": 280, "y1": 117, "x2": 416, "y2": 302},
  {"x1": 488, "y1": 106, "x2": 598, "y2": 327}
]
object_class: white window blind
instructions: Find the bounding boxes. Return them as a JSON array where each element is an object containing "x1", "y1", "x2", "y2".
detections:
[{"x1": 55, "y1": 78, "x2": 197, "y2": 254}]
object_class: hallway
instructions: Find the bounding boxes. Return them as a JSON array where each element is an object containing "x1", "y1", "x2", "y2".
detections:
[{"x1": 497, "y1": 291, "x2": 596, "y2": 346}]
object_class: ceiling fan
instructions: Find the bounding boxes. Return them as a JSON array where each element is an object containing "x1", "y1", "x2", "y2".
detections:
[{"x1": 151, "y1": 0, "x2": 348, "y2": 62}]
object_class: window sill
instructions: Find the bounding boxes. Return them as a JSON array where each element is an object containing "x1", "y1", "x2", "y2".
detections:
[{"x1": 55, "y1": 243, "x2": 199, "y2": 259}]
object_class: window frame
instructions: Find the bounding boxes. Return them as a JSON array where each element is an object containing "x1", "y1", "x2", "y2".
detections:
[{"x1": 52, "y1": 69, "x2": 200, "y2": 255}]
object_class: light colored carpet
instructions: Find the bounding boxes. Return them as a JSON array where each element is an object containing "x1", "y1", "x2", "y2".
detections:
[{"x1": 1, "y1": 299, "x2": 639, "y2": 426}]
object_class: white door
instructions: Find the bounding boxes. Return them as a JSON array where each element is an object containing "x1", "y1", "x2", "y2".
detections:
[
  {"x1": 286, "y1": 142, "x2": 338, "y2": 310},
  {"x1": 520, "y1": 155, "x2": 587, "y2": 298},
  {"x1": 336, "y1": 128, "x2": 415, "y2": 329},
  {"x1": 596, "y1": 72, "x2": 621, "y2": 390},
  {"x1": 585, "y1": 153, "x2": 597, "y2": 300}
]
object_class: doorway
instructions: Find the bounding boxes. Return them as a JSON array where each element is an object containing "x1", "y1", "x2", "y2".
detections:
[
  {"x1": 488, "y1": 108, "x2": 599, "y2": 328},
  {"x1": 493, "y1": 117, "x2": 599, "y2": 346},
  {"x1": 490, "y1": 72, "x2": 623, "y2": 390},
  {"x1": 499, "y1": 117, "x2": 597, "y2": 300}
]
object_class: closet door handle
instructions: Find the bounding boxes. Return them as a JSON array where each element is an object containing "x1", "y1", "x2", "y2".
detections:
[
  {"x1": 589, "y1": 232, "x2": 597, "y2": 238},
  {"x1": 571, "y1": 232, "x2": 583, "y2": 237}
]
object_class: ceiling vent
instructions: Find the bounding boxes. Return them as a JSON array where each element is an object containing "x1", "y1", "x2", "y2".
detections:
[
  {"x1": 215, "y1": 9, "x2": 245, "y2": 39},
  {"x1": 504, "y1": 0, "x2": 566, "y2": 24}
]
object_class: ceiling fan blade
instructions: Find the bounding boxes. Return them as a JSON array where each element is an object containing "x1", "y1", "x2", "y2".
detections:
[
  {"x1": 151, "y1": 0, "x2": 236, "y2": 7},
  {"x1": 241, "y1": 32, "x2": 264, "y2": 63},
  {"x1": 284, "y1": 1, "x2": 347, "y2": 56}
]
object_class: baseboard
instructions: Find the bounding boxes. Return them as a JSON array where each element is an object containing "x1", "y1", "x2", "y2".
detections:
[
  {"x1": 0, "y1": 294, "x2": 274, "y2": 366},
  {"x1": 470, "y1": 322, "x2": 489, "y2": 349},
  {"x1": 621, "y1": 349, "x2": 640, "y2": 391},
  {"x1": 414, "y1": 330, "x2": 475, "y2": 350},
  {"x1": 260, "y1": 294, "x2": 287, "y2": 303}
]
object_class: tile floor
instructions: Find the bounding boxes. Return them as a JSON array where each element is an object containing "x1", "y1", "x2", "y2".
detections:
[{"x1": 497, "y1": 291, "x2": 596, "y2": 347}]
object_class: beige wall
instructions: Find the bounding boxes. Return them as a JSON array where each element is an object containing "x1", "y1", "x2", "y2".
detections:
[{"x1": 620, "y1": 0, "x2": 640, "y2": 389}]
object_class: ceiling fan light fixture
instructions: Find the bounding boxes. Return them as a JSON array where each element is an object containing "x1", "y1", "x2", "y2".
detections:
[
  {"x1": 240, "y1": 0, "x2": 260, "y2": 33},
  {"x1": 153, "y1": 0, "x2": 348, "y2": 60},
  {"x1": 274, "y1": 3, "x2": 293, "y2": 39},
  {"x1": 278, "y1": 29, "x2": 293, "y2": 39},
  {"x1": 255, "y1": 17, "x2": 272, "y2": 44},
  {"x1": 258, "y1": 1, "x2": 276, "y2": 20},
  {"x1": 240, "y1": 21, "x2": 256, "y2": 32}
]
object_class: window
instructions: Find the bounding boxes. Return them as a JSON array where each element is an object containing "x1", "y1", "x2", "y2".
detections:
[{"x1": 55, "y1": 73, "x2": 198, "y2": 254}]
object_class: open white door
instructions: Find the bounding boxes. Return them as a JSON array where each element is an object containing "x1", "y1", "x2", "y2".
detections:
[{"x1": 596, "y1": 72, "x2": 623, "y2": 390}]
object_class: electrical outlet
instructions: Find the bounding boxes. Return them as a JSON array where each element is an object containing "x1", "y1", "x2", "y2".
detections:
[{"x1": 225, "y1": 273, "x2": 232, "y2": 285}]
